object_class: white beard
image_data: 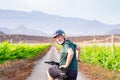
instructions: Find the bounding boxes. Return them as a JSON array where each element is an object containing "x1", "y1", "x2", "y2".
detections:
[{"x1": 57, "y1": 39, "x2": 64, "y2": 45}]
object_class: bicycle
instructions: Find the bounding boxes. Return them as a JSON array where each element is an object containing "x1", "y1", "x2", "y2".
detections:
[{"x1": 45, "y1": 61, "x2": 67, "y2": 80}]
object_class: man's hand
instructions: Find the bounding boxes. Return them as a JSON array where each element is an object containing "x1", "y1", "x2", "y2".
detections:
[{"x1": 59, "y1": 65, "x2": 68, "y2": 69}]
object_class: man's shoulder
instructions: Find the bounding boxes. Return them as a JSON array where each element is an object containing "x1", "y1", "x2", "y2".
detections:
[
  {"x1": 64, "y1": 39, "x2": 72, "y2": 44},
  {"x1": 64, "y1": 40, "x2": 76, "y2": 48},
  {"x1": 65, "y1": 40, "x2": 76, "y2": 46}
]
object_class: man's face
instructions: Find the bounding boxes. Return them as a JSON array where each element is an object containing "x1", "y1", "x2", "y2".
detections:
[{"x1": 54, "y1": 35, "x2": 65, "y2": 45}]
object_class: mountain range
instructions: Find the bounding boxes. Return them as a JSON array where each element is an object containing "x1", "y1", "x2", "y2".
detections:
[
  {"x1": 0, "y1": 31, "x2": 4, "y2": 34},
  {"x1": 0, "y1": 25, "x2": 48, "y2": 36},
  {"x1": 108, "y1": 28, "x2": 120, "y2": 34},
  {"x1": 0, "y1": 9, "x2": 120, "y2": 36}
]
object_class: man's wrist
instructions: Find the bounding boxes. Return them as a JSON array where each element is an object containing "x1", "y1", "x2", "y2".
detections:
[{"x1": 65, "y1": 64, "x2": 68, "y2": 68}]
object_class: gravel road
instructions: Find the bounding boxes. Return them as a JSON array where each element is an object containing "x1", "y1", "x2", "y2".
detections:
[{"x1": 27, "y1": 46, "x2": 88, "y2": 80}]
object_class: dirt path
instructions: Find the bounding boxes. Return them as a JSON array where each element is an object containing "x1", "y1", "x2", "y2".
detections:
[{"x1": 26, "y1": 46, "x2": 88, "y2": 80}]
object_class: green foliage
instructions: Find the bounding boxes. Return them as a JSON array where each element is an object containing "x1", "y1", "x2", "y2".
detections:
[
  {"x1": 0, "y1": 42, "x2": 50, "y2": 64},
  {"x1": 55, "y1": 44, "x2": 62, "y2": 49},
  {"x1": 80, "y1": 44, "x2": 120, "y2": 71}
]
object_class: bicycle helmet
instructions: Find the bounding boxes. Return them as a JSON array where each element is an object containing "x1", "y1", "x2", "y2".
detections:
[{"x1": 53, "y1": 30, "x2": 65, "y2": 38}]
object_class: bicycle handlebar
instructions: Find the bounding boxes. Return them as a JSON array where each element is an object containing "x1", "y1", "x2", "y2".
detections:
[
  {"x1": 45, "y1": 61, "x2": 60, "y2": 66},
  {"x1": 45, "y1": 61, "x2": 68, "y2": 71}
]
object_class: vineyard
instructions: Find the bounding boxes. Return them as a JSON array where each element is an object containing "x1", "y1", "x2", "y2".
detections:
[
  {"x1": 80, "y1": 45, "x2": 120, "y2": 71},
  {"x1": 0, "y1": 41, "x2": 50, "y2": 64},
  {"x1": 78, "y1": 34, "x2": 120, "y2": 72}
]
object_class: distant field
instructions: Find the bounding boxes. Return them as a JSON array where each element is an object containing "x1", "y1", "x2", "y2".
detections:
[{"x1": 0, "y1": 34, "x2": 120, "y2": 43}]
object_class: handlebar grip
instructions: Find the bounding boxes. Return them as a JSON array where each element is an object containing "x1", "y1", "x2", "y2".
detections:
[
  {"x1": 44, "y1": 61, "x2": 50, "y2": 63},
  {"x1": 44, "y1": 61, "x2": 59, "y2": 66}
]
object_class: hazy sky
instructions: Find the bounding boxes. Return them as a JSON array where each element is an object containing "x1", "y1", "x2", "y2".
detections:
[{"x1": 0, "y1": 0, "x2": 120, "y2": 25}]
